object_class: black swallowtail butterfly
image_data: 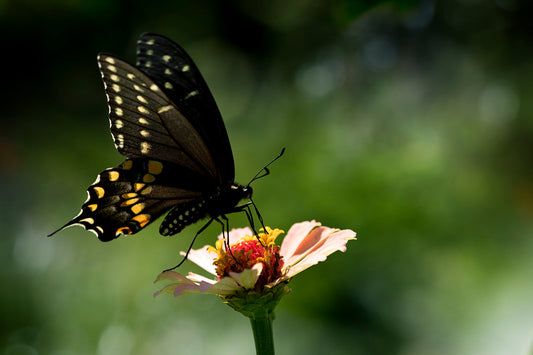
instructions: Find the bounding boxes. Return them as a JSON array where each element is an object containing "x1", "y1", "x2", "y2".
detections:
[{"x1": 49, "y1": 33, "x2": 282, "y2": 244}]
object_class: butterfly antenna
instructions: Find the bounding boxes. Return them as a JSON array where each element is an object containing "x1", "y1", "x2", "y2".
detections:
[{"x1": 246, "y1": 148, "x2": 285, "y2": 187}]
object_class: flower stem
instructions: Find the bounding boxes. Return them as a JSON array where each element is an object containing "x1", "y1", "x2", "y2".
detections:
[{"x1": 249, "y1": 314, "x2": 275, "y2": 355}]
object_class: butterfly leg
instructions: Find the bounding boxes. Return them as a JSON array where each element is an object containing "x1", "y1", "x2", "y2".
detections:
[{"x1": 163, "y1": 218, "x2": 214, "y2": 272}]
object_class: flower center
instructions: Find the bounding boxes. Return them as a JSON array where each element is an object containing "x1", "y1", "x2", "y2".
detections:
[{"x1": 212, "y1": 228, "x2": 285, "y2": 290}]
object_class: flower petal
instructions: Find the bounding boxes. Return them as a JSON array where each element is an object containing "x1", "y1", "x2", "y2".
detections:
[
  {"x1": 207, "y1": 276, "x2": 242, "y2": 295},
  {"x1": 229, "y1": 263, "x2": 263, "y2": 289},
  {"x1": 182, "y1": 245, "x2": 218, "y2": 275},
  {"x1": 153, "y1": 271, "x2": 215, "y2": 297},
  {"x1": 280, "y1": 220, "x2": 323, "y2": 259},
  {"x1": 282, "y1": 225, "x2": 356, "y2": 278}
]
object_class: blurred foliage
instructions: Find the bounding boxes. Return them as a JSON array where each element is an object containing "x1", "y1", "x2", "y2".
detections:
[{"x1": 1, "y1": 0, "x2": 533, "y2": 354}]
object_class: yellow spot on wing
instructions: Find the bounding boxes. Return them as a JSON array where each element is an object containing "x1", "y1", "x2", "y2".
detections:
[
  {"x1": 111, "y1": 84, "x2": 121, "y2": 92},
  {"x1": 164, "y1": 68, "x2": 172, "y2": 75},
  {"x1": 121, "y1": 160, "x2": 133, "y2": 170},
  {"x1": 140, "y1": 130, "x2": 150, "y2": 137},
  {"x1": 127, "y1": 73, "x2": 136, "y2": 80},
  {"x1": 163, "y1": 55, "x2": 171, "y2": 62},
  {"x1": 110, "y1": 74, "x2": 119, "y2": 82},
  {"x1": 121, "y1": 192, "x2": 137, "y2": 199},
  {"x1": 138, "y1": 117, "x2": 149, "y2": 125},
  {"x1": 164, "y1": 82, "x2": 173, "y2": 89},
  {"x1": 182, "y1": 65, "x2": 190, "y2": 72},
  {"x1": 132, "y1": 214, "x2": 150, "y2": 227},
  {"x1": 116, "y1": 226, "x2": 132, "y2": 236},
  {"x1": 141, "y1": 142, "x2": 150, "y2": 154},
  {"x1": 148, "y1": 160, "x2": 163, "y2": 174},
  {"x1": 137, "y1": 95, "x2": 148, "y2": 104},
  {"x1": 93, "y1": 186, "x2": 105, "y2": 198},
  {"x1": 133, "y1": 84, "x2": 144, "y2": 92},
  {"x1": 158, "y1": 105, "x2": 173, "y2": 114},
  {"x1": 80, "y1": 217, "x2": 95, "y2": 224},
  {"x1": 143, "y1": 174, "x2": 155, "y2": 183},
  {"x1": 150, "y1": 84, "x2": 159, "y2": 92},
  {"x1": 108, "y1": 171, "x2": 120, "y2": 181},
  {"x1": 121, "y1": 198, "x2": 139, "y2": 207},
  {"x1": 107, "y1": 65, "x2": 117, "y2": 72},
  {"x1": 114, "y1": 96, "x2": 123, "y2": 104},
  {"x1": 115, "y1": 120, "x2": 124, "y2": 129},
  {"x1": 134, "y1": 183, "x2": 145, "y2": 191},
  {"x1": 104, "y1": 57, "x2": 116, "y2": 64},
  {"x1": 138, "y1": 106, "x2": 149, "y2": 114},
  {"x1": 87, "y1": 204, "x2": 98, "y2": 212},
  {"x1": 131, "y1": 203, "x2": 145, "y2": 214},
  {"x1": 115, "y1": 107, "x2": 123, "y2": 116},
  {"x1": 140, "y1": 185, "x2": 153, "y2": 195}
]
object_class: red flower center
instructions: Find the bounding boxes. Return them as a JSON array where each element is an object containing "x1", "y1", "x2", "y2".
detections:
[{"x1": 213, "y1": 239, "x2": 284, "y2": 290}]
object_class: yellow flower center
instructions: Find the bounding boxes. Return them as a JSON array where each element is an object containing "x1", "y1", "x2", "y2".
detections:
[{"x1": 210, "y1": 227, "x2": 285, "y2": 290}]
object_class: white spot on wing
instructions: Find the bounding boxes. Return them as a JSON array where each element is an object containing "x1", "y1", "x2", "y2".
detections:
[
  {"x1": 164, "y1": 68, "x2": 172, "y2": 75},
  {"x1": 127, "y1": 73, "x2": 136, "y2": 80},
  {"x1": 150, "y1": 84, "x2": 159, "y2": 92},
  {"x1": 140, "y1": 130, "x2": 150, "y2": 137},
  {"x1": 163, "y1": 55, "x2": 171, "y2": 62},
  {"x1": 115, "y1": 120, "x2": 124, "y2": 129},
  {"x1": 138, "y1": 106, "x2": 149, "y2": 114},
  {"x1": 164, "y1": 82, "x2": 173, "y2": 89},
  {"x1": 107, "y1": 65, "x2": 117, "y2": 73},
  {"x1": 185, "y1": 90, "x2": 199, "y2": 100},
  {"x1": 111, "y1": 84, "x2": 121, "y2": 92},
  {"x1": 138, "y1": 117, "x2": 149, "y2": 125},
  {"x1": 115, "y1": 107, "x2": 123, "y2": 116},
  {"x1": 136, "y1": 95, "x2": 148, "y2": 104},
  {"x1": 110, "y1": 74, "x2": 119, "y2": 82},
  {"x1": 182, "y1": 65, "x2": 190, "y2": 72},
  {"x1": 114, "y1": 96, "x2": 123, "y2": 105},
  {"x1": 133, "y1": 84, "x2": 144, "y2": 92},
  {"x1": 104, "y1": 57, "x2": 116, "y2": 64},
  {"x1": 158, "y1": 105, "x2": 173, "y2": 114},
  {"x1": 141, "y1": 142, "x2": 150, "y2": 154}
]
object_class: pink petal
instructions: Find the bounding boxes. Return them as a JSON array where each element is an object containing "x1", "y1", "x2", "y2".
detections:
[
  {"x1": 280, "y1": 220, "x2": 323, "y2": 259},
  {"x1": 283, "y1": 226, "x2": 356, "y2": 278},
  {"x1": 184, "y1": 245, "x2": 218, "y2": 275}
]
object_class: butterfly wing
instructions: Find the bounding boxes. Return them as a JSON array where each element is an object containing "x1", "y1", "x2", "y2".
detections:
[
  {"x1": 97, "y1": 53, "x2": 217, "y2": 178},
  {"x1": 49, "y1": 35, "x2": 239, "y2": 240},
  {"x1": 49, "y1": 159, "x2": 214, "y2": 241},
  {"x1": 136, "y1": 33, "x2": 235, "y2": 184}
]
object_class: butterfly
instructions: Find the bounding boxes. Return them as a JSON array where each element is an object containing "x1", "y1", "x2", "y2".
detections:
[{"x1": 49, "y1": 33, "x2": 282, "y2": 244}]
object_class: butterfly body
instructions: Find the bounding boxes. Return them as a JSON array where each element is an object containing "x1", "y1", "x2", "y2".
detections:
[{"x1": 49, "y1": 33, "x2": 255, "y2": 242}]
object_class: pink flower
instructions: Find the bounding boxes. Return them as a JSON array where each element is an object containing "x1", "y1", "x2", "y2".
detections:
[{"x1": 154, "y1": 220, "x2": 356, "y2": 298}]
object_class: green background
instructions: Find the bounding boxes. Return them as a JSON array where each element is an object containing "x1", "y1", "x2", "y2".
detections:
[{"x1": 2, "y1": 0, "x2": 532, "y2": 354}]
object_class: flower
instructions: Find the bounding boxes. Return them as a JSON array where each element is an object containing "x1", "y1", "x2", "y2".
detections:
[{"x1": 154, "y1": 220, "x2": 356, "y2": 300}]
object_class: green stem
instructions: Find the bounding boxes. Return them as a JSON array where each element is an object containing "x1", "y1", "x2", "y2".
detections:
[{"x1": 249, "y1": 314, "x2": 275, "y2": 355}]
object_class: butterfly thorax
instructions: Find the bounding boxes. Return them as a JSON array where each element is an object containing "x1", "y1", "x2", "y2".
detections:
[{"x1": 159, "y1": 183, "x2": 252, "y2": 236}]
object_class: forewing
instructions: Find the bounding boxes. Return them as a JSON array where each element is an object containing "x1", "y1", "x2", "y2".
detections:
[
  {"x1": 97, "y1": 54, "x2": 216, "y2": 178},
  {"x1": 48, "y1": 159, "x2": 213, "y2": 241},
  {"x1": 136, "y1": 33, "x2": 235, "y2": 183}
]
